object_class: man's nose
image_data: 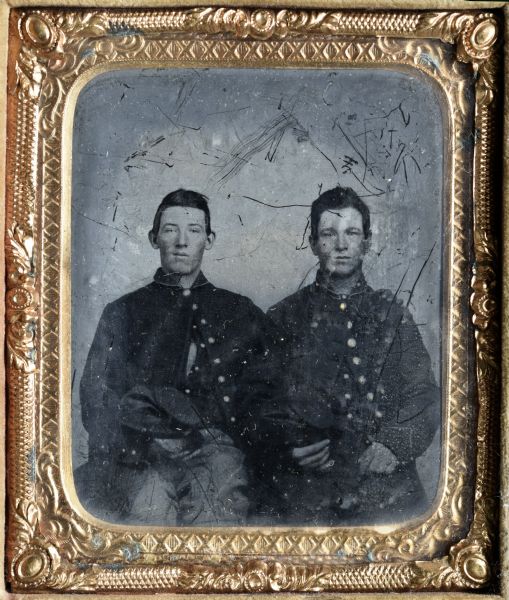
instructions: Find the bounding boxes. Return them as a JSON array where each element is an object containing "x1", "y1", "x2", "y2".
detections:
[
  {"x1": 176, "y1": 230, "x2": 188, "y2": 246},
  {"x1": 336, "y1": 232, "x2": 348, "y2": 249}
]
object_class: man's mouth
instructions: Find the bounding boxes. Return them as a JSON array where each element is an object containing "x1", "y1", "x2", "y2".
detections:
[{"x1": 173, "y1": 253, "x2": 189, "y2": 258}]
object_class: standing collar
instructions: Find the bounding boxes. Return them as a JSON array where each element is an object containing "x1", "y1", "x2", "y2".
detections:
[
  {"x1": 153, "y1": 268, "x2": 209, "y2": 289},
  {"x1": 314, "y1": 269, "x2": 368, "y2": 299}
]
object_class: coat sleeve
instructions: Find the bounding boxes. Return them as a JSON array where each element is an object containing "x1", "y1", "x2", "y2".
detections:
[
  {"x1": 374, "y1": 305, "x2": 441, "y2": 461},
  {"x1": 252, "y1": 299, "x2": 313, "y2": 450},
  {"x1": 80, "y1": 302, "x2": 129, "y2": 463},
  {"x1": 232, "y1": 300, "x2": 282, "y2": 440}
]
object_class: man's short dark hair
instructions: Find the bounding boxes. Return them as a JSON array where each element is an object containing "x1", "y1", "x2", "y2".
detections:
[
  {"x1": 310, "y1": 186, "x2": 371, "y2": 240},
  {"x1": 151, "y1": 189, "x2": 212, "y2": 236}
]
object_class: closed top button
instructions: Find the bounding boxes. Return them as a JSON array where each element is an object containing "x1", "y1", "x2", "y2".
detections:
[{"x1": 347, "y1": 338, "x2": 357, "y2": 348}]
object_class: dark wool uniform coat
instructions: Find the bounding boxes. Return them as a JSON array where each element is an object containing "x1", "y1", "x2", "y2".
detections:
[
  {"x1": 76, "y1": 269, "x2": 274, "y2": 516},
  {"x1": 259, "y1": 272, "x2": 440, "y2": 524}
]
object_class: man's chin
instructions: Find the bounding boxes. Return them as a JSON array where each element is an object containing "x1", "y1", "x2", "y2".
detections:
[
  {"x1": 162, "y1": 268, "x2": 195, "y2": 279},
  {"x1": 326, "y1": 265, "x2": 356, "y2": 278},
  {"x1": 166, "y1": 263, "x2": 194, "y2": 275}
]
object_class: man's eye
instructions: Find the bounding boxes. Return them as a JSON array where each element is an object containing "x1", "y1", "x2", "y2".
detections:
[
  {"x1": 347, "y1": 230, "x2": 361, "y2": 236},
  {"x1": 320, "y1": 231, "x2": 333, "y2": 237},
  {"x1": 189, "y1": 228, "x2": 201, "y2": 234}
]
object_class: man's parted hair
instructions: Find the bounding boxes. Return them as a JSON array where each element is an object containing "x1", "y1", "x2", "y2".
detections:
[
  {"x1": 151, "y1": 189, "x2": 212, "y2": 236},
  {"x1": 310, "y1": 186, "x2": 371, "y2": 240}
]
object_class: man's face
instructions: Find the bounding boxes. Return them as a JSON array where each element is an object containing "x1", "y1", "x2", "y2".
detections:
[
  {"x1": 149, "y1": 206, "x2": 214, "y2": 276},
  {"x1": 310, "y1": 206, "x2": 368, "y2": 277}
]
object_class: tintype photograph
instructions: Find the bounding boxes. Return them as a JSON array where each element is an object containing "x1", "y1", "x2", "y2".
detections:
[
  {"x1": 5, "y1": 4, "x2": 503, "y2": 595},
  {"x1": 72, "y1": 67, "x2": 443, "y2": 527}
]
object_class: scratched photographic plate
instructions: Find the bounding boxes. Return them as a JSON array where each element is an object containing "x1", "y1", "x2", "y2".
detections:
[{"x1": 71, "y1": 68, "x2": 444, "y2": 526}]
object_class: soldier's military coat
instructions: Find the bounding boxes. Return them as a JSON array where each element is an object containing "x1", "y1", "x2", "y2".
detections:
[
  {"x1": 76, "y1": 269, "x2": 274, "y2": 521},
  {"x1": 259, "y1": 271, "x2": 440, "y2": 524}
]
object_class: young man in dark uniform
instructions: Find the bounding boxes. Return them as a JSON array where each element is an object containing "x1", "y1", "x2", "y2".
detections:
[
  {"x1": 260, "y1": 186, "x2": 440, "y2": 524},
  {"x1": 76, "y1": 189, "x2": 273, "y2": 525}
]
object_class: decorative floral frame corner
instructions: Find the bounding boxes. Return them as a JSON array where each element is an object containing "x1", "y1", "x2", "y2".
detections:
[{"x1": 5, "y1": 6, "x2": 502, "y2": 594}]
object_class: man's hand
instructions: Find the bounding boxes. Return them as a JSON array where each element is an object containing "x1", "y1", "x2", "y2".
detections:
[
  {"x1": 358, "y1": 441, "x2": 398, "y2": 475},
  {"x1": 291, "y1": 439, "x2": 331, "y2": 470}
]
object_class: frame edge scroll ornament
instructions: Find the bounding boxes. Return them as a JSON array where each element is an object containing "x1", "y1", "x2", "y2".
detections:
[
  {"x1": 6, "y1": 7, "x2": 501, "y2": 593},
  {"x1": 413, "y1": 9, "x2": 500, "y2": 591}
]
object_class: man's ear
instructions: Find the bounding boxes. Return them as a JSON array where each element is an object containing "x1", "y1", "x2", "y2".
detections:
[
  {"x1": 205, "y1": 231, "x2": 216, "y2": 251},
  {"x1": 362, "y1": 234, "x2": 372, "y2": 255},
  {"x1": 309, "y1": 235, "x2": 318, "y2": 256},
  {"x1": 148, "y1": 230, "x2": 159, "y2": 249}
]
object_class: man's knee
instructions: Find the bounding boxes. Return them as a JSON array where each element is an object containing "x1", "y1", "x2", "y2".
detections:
[
  {"x1": 180, "y1": 432, "x2": 249, "y2": 524},
  {"x1": 127, "y1": 465, "x2": 179, "y2": 524}
]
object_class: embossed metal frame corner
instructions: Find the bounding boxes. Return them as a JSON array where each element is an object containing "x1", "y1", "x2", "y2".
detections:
[{"x1": 4, "y1": 6, "x2": 501, "y2": 594}]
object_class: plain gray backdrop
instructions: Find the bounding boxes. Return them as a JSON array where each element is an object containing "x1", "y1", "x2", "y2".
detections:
[{"x1": 71, "y1": 67, "x2": 444, "y2": 500}]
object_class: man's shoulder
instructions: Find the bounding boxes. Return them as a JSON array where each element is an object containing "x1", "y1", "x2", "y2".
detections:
[
  {"x1": 361, "y1": 285, "x2": 412, "y2": 323},
  {"x1": 364, "y1": 285, "x2": 402, "y2": 304},
  {"x1": 267, "y1": 285, "x2": 312, "y2": 320},
  {"x1": 201, "y1": 282, "x2": 260, "y2": 315},
  {"x1": 102, "y1": 282, "x2": 160, "y2": 313}
]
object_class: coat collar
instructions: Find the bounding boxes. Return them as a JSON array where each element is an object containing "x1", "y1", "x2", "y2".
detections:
[
  {"x1": 313, "y1": 269, "x2": 368, "y2": 299},
  {"x1": 153, "y1": 268, "x2": 209, "y2": 289},
  {"x1": 310, "y1": 269, "x2": 372, "y2": 318}
]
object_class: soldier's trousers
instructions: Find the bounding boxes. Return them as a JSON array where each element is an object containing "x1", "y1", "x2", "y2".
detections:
[
  {"x1": 77, "y1": 429, "x2": 249, "y2": 526},
  {"x1": 128, "y1": 429, "x2": 249, "y2": 525}
]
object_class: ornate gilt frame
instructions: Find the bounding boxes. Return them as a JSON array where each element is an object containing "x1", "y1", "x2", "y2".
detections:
[{"x1": 3, "y1": 4, "x2": 503, "y2": 595}]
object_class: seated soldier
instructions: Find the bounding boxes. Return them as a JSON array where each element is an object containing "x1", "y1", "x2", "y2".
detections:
[
  {"x1": 258, "y1": 186, "x2": 440, "y2": 525},
  {"x1": 75, "y1": 189, "x2": 273, "y2": 525}
]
